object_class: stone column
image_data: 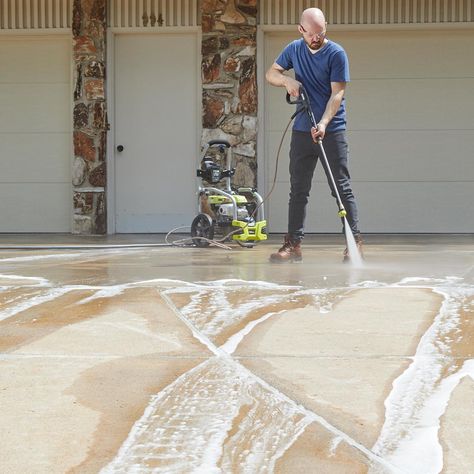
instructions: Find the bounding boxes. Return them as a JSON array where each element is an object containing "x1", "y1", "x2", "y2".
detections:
[
  {"x1": 201, "y1": 0, "x2": 258, "y2": 188},
  {"x1": 72, "y1": 0, "x2": 107, "y2": 234}
]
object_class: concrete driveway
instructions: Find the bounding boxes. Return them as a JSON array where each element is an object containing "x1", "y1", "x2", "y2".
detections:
[{"x1": 0, "y1": 234, "x2": 473, "y2": 473}]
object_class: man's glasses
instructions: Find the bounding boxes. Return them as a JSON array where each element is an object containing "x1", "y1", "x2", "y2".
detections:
[{"x1": 299, "y1": 24, "x2": 326, "y2": 41}]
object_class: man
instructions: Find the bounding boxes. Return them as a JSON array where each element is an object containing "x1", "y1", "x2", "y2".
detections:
[{"x1": 266, "y1": 7, "x2": 362, "y2": 263}]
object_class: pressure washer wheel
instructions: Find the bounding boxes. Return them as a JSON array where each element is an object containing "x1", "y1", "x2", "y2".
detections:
[{"x1": 191, "y1": 213, "x2": 215, "y2": 247}]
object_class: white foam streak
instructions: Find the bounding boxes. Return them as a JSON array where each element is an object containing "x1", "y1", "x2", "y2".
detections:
[
  {"x1": 197, "y1": 278, "x2": 301, "y2": 289},
  {"x1": 77, "y1": 286, "x2": 127, "y2": 304},
  {"x1": 220, "y1": 310, "x2": 283, "y2": 354},
  {"x1": 329, "y1": 436, "x2": 343, "y2": 457},
  {"x1": 0, "y1": 253, "x2": 83, "y2": 263},
  {"x1": 164, "y1": 283, "x2": 338, "y2": 345},
  {"x1": 101, "y1": 358, "x2": 313, "y2": 474},
  {"x1": 376, "y1": 360, "x2": 474, "y2": 474},
  {"x1": 372, "y1": 283, "x2": 474, "y2": 473},
  {"x1": 0, "y1": 273, "x2": 50, "y2": 287},
  {"x1": 161, "y1": 292, "x2": 220, "y2": 355},
  {"x1": 173, "y1": 288, "x2": 302, "y2": 339},
  {"x1": 0, "y1": 287, "x2": 73, "y2": 322}
]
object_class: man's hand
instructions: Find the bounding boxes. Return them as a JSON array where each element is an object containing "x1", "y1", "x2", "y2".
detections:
[
  {"x1": 266, "y1": 62, "x2": 301, "y2": 96},
  {"x1": 284, "y1": 76, "x2": 302, "y2": 97},
  {"x1": 314, "y1": 82, "x2": 346, "y2": 142},
  {"x1": 311, "y1": 123, "x2": 326, "y2": 142}
]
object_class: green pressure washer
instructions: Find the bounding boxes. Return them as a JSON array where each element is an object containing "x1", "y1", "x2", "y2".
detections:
[
  {"x1": 191, "y1": 139, "x2": 267, "y2": 248},
  {"x1": 286, "y1": 86, "x2": 347, "y2": 219}
]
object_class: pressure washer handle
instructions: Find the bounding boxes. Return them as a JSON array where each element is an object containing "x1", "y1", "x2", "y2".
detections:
[
  {"x1": 286, "y1": 92, "x2": 303, "y2": 106},
  {"x1": 286, "y1": 87, "x2": 320, "y2": 127},
  {"x1": 286, "y1": 93, "x2": 304, "y2": 119}
]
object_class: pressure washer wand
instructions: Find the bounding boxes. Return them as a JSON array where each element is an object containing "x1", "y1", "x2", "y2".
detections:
[{"x1": 286, "y1": 87, "x2": 347, "y2": 218}]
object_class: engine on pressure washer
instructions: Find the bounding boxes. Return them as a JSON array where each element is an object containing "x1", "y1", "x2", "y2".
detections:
[
  {"x1": 216, "y1": 202, "x2": 250, "y2": 224},
  {"x1": 191, "y1": 140, "x2": 267, "y2": 248},
  {"x1": 198, "y1": 154, "x2": 255, "y2": 225}
]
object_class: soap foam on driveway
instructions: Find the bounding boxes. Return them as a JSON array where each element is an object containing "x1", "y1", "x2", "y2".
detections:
[{"x1": 0, "y1": 234, "x2": 472, "y2": 473}]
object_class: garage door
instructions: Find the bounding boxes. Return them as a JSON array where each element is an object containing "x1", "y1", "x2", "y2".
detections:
[
  {"x1": 0, "y1": 36, "x2": 71, "y2": 232},
  {"x1": 263, "y1": 29, "x2": 474, "y2": 233}
]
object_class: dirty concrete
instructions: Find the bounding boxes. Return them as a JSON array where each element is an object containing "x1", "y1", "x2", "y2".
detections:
[{"x1": 0, "y1": 234, "x2": 472, "y2": 473}]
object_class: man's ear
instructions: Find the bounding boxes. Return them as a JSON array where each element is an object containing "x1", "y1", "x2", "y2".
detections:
[{"x1": 297, "y1": 24, "x2": 304, "y2": 34}]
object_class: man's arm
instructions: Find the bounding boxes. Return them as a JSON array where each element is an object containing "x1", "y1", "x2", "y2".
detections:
[
  {"x1": 311, "y1": 81, "x2": 346, "y2": 141},
  {"x1": 265, "y1": 62, "x2": 301, "y2": 97}
]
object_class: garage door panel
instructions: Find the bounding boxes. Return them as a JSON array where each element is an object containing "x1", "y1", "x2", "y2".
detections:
[
  {"x1": 266, "y1": 76, "x2": 474, "y2": 131},
  {"x1": 267, "y1": 181, "x2": 473, "y2": 234},
  {"x1": 0, "y1": 84, "x2": 71, "y2": 133},
  {"x1": 265, "y1": 32, "x2": 293, "y2": 64},
  {"x1": 357, "y1": 182, "x2": 474, "y2": 233},
  {"x1": 0, "y1": 37, "x2": 69, "y2": 82},
  {"x1": 266, "y1": 129, "x2": 474, "y2": 186},
  {"x1": 266, "y1": 179, "x2": 348, "y2": 234},
  {"x1": 0, "y1": 183, "x2": 70, "y2": 232},
  {"x1": 0, "y1": 36, "x2": 71, "y2": 232},
  {"x1": 265, "y1": 31, "x2": 474, "y2": 80},
  {"x1": 347, "y1": 130, "x2": 474, "y2": 182},
  {"x1": 265, "y1": 130, "x2": 292, "y2": 183},
  {"x1": 333, "y1": 30, "x2": 474, "y2": 79},
  {"x1": 265, "y1": 77, "x2": 297, "y2": 131},
  {"x1": 346, "y1": 78, "x2": 474, "y2": 130},
  {"x1": 0, "y1": 133, "x2": 70, "y2": 182}
]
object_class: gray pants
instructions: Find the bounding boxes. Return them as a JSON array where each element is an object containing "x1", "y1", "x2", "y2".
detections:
[{"x1": 288, "y1": 130, "x2": 360, "y2": 239}]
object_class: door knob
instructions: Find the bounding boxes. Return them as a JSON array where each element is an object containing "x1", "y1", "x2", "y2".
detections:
[{"x1": 117, "y1": 145, "x2": 124, "y2": 152}]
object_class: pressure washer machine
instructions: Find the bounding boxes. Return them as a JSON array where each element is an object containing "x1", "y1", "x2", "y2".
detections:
[{"x1": 191, "y1": 139, "x2": 267, "y2": 248}]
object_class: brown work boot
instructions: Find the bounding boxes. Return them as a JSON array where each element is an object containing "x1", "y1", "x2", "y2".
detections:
[
  {"x1": 343, "y1": 234, "x2": 364, "y2": 263},
  {"x1": 270, "y1": 235, "x2": 302, "y2": 262}
]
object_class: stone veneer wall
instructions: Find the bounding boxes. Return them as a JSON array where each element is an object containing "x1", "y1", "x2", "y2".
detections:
[
  {"x1": 201, "y1": 0, "x2": 258, "y2": 188},
  {"x1": 72, "y1": 0, "x2": 107, "y2": 234},
  {"x1": 70, "y1": 0, "x2": 257, "y2": 234}
]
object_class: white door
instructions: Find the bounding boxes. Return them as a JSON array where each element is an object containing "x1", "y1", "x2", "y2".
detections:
[
  {"x1": 263, "y1": 29, "x2": 474, "y2": 233},
  {"x1": 114, "y1": 33, "x2": 199, "y2": 232},
  {"x1": 0, "y1": 36, "x2": 71, "y2": 232}
]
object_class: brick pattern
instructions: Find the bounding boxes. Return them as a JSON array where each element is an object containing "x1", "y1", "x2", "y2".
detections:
[
  {"x1": 201, "y1": 0, "x2": 258, "y2": 188},
  {"x1": 72, "y1": 0, "x2": 107, "y2": 234}
]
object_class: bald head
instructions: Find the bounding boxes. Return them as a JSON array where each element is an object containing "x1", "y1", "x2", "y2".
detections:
[
  {"x1": 299, "y1": 8, "x2": 327, "y2": 51},
  {"x1": 300, "y1": 8, "x2": 326, "y2": 30}
]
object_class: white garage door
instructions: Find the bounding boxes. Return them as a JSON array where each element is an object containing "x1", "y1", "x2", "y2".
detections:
[
  {"x1": 114, "y1": 33, "x2": 198, "y2": 232},
  {"x1": 0, "y1": 36, "x2": 71, "y2": 232},
  {"x1": 263, "y1": 29, "x2": 474, "y2": 233}
]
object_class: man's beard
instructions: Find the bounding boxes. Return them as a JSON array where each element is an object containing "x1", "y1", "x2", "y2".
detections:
[{"x1": 308, "y1": 39, "x2": 323, "y2": 50}]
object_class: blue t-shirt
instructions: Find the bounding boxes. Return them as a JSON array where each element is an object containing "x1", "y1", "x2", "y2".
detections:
[{"x1": 275, "y1": 39, "x2": 350, "y2": 132}]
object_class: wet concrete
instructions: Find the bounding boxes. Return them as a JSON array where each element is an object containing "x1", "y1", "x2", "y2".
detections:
[{"x1": 0, "y1": 234, "x2": 472, "y2": 473}]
